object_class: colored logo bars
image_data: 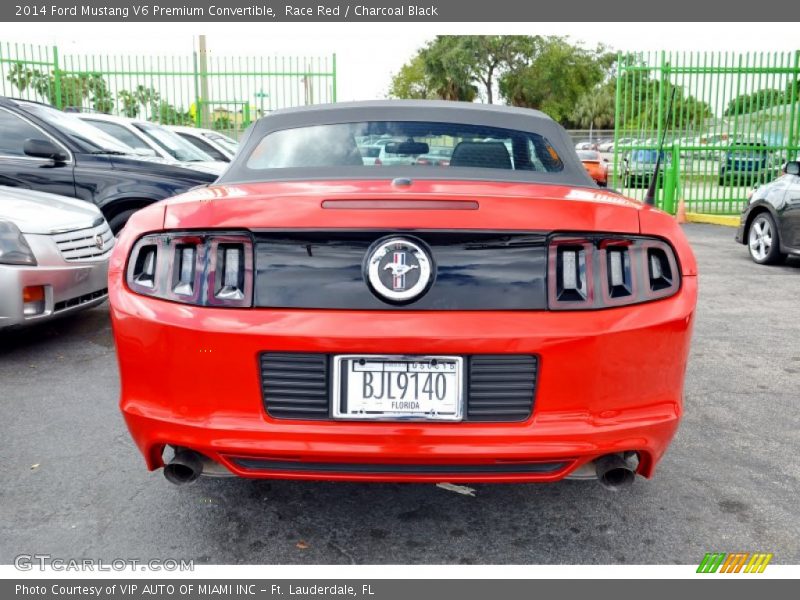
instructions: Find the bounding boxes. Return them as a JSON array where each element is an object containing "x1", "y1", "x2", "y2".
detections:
[{"x1": 697, "y1": 552, "x2": 773, "y2": 573}]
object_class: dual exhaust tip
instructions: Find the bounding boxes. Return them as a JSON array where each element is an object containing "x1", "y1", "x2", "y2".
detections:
[{"x1": 163, "y1": 449, "x2": 638, "y2": 490}]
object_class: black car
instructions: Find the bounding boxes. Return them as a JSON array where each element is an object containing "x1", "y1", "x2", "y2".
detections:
[
  {"x1": 735, "y1": 161, "x2": 800, "y2": 264},
  {"x1": 0, "y1": 98, "x2": 217, "y2": 233}
]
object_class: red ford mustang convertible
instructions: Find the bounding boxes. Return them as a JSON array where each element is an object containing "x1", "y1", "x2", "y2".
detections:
[{"x1": 109, "y1": 101, "x2": 697, "y2": 490}]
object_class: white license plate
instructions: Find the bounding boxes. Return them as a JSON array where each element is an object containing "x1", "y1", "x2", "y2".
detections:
[{"x1": 332, "y1": 355, "x2": 464, "y2": 421}]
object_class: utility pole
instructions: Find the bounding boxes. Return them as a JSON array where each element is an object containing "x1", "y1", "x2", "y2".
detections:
[{"x1": 198, "y1": 35, "x2": 211, "y2": 128}]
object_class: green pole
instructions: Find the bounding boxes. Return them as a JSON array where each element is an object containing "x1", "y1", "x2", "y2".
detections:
[
  {"x1": 192, "y1": 50, "x2": 201, "y2": 127},
  {"x1": 663, "y1": 142, "x2": 680, "y2": 215},
  {"x1": 787, "y1": 50, "x2": 799, "y2": 164},
  {"x1": 52, "y1": 45, "x2": 62, "y2": 109},
  {"x1": 331, "y1": 52, "x2": 337, "y2": 103},
  {"x1": 655, "y1": 52, "x2": 667, "y2": 206},
  {"x1": 612, "y1": 52, "x2": 623, "y2": 189}
]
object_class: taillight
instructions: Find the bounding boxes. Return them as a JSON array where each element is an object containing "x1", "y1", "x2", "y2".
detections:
[
  {"x1": 126, "y1": 232, "x2": 253, "y2": 307},
  {"x1": 548, "y1": 235, "x2": 680, "y2": 310}
]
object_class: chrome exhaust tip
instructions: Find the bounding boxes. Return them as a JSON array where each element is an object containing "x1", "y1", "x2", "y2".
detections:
[
  {"x1": 163, "y1": 450, "x2": 203, "y2": 486},
  {"x1": 595, "y1": 453, "x2": 637, "y2": 491}
]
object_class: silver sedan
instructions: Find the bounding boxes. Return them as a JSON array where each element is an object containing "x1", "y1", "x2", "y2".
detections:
[{"x1": 0, "y1": 186, "x2": 112, "y2": 330}]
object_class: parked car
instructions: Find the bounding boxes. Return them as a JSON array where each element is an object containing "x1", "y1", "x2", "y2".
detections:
[
  {"x1": 599, "y1": 137, "x2": 635, "y2": 153},
  {"x1": 597, "y1": 139, "x2": 615, "y2": 152},
  {"x1": 623, "y1": 149, "x2": 672, "y2": 188},
  {"x1": 76, "y1": 113, "x2": 225, "y2": 175},
  {"x1": 109, "y1": 100, "x2": 697, "y2": 491},
  {"x1": 0, "y1": 186, "x2": 111, "y2": 330},
  {"x1": 0, "y1": 97, "x2": 217, "y2": 233},
  {"x1": 719, "y1": 141, "x2": 770, "y2": 186},
  {"x1": 575, "y1": 139, "x2": 598, "y2": 151},
  {"x1": 735, "y1": 161, "x2": 800, "y2": 264},
  {"x1": 357, "y1": 145, "x2": 382, "y2": 166},
  {"x1": 415, "y1": 146, "x2": 454, "y2": 166},
  {"x1": 375, "y1": 140, "x2": 424, "y2": 166},
  {"x1": 577, "y1": 150, "x2": 608, "y2": 186},
  {"x1": 168, "y1": 125, "x2": 239, "y2": 162}
]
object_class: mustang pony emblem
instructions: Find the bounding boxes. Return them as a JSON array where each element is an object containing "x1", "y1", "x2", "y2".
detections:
[
  {"x1": 365, "y1": 237, "x2": 433, "y2": 303},
  {"x1": 384, "y1": 252, "x2": 419, "y2": 290}
]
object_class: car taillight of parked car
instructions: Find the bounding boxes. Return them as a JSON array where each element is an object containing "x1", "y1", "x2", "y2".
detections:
[
  {"x1": 548, "y1": 235, "x2": 680, "y2": 310},
  {"x1": 126, "y1": 232, "x2": 253, "y2": 307}
]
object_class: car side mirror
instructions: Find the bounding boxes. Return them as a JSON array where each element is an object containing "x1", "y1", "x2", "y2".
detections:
[
  {"x1": 24, "y1": 138, "x2": 67, "y2": 163},
  {"x1": 784, "y1": 161, "x2": 800, "y2": 176}
]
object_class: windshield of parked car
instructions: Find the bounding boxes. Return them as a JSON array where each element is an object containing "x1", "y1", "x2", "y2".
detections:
[
  {"x1": 729, "y1": 145, "x2": 767, "y2": 158},
  {"x1": 20, "y1": 103, "x2": 135, "y2": 154},
  {"x1": 134, "y1": 122, "x2": 214, "y2": 162},
  {"x1": 629, "y1": 150, "x2": 670, "y2": 164},
  {"x1": 245, "y1": 121, "x2": 564, "y2": 173},
  {"x1": 206, "y1": 132, "x2": 239, "y2": 154}
]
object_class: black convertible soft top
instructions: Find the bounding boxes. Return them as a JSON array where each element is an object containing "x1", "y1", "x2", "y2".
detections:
[{"x1": 217, "y1": 100, "x2": 596, "y2": 188}]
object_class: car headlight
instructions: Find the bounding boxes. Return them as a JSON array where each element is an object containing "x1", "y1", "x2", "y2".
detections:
[
  {"x1": 0, "y1": 220, "x2": 37, "y2": 266},
  {"x1": 126, "y1": 231, "x2": 253, "y2": 307}
]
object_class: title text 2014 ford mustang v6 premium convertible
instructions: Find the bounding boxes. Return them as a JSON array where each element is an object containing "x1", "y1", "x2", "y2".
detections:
[{"x1": 109, "y1": 101, "x2": 697, "y2": 490}]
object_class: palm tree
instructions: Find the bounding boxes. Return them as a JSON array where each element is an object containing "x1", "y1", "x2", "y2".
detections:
[{"x1": 572, "y1": 87, "x2": 615, "y2": 142}]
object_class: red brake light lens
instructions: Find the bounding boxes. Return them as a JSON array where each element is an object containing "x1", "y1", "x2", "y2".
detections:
[
  {"x1": 127, "y1": 232, "x2": 253, "y2": 307},
  {"x1": 548, "y1": 235, "x2": 680, "y2": 310}
]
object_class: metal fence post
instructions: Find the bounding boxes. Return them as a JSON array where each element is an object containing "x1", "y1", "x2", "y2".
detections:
[
  {"x1": 192, "y1": 50, "x2": 201, "y2": 127},
  {"x1": 663, "y1": 142, "x2": 680, "y2": 215},
  {"x1": 655, "y1": 52, "x2": 667, "y2": 205},
  {"x1": 787, "y1": 50, "x2": 799, "y2": 163},
  {"x1": 612, "y1": 52, "x2": 623, "y2": 189},
  {"x1": 331, "y1": 53, "x2": 337, "y2": 103},
  {"x1": 52, "y1": 45, "x2": 62, "y2": 110}
]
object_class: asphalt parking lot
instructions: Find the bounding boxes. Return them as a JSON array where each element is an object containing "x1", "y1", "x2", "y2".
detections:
[{"x1": 1, "y1": 223, "x2": 798, "y2": 565}]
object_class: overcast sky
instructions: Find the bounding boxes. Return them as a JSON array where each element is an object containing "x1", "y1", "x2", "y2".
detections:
[{"x1": 13, "y1": 22, "x2": 800, "y2": 102}]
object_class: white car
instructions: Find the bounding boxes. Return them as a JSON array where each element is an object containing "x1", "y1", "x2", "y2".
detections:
[
  {"x1": 0, "y1": 186, "x2": 112, "y2": 330},
  {"x1": 167, "y1": 126, "x2": 239, "y2": 162},
  {"x1": 76, "y1": 114, "x2": 225, "y2": 176}
]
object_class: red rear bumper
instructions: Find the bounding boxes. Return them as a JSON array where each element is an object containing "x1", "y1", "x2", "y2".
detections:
[{"x1": 112, "y1": 275, "x2": 696, "y2": 483}]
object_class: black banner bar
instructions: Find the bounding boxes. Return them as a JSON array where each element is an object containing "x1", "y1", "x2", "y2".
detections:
[
  {"x1": 4, "y1": 579, "x2": 799, "y2": 600},
  {"x1": 0, "y1": 0, "x2": 788, "y2": 22}
]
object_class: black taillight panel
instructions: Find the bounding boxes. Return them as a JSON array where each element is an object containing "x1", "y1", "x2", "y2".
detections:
[
  {"x1": 548, "y1": 235, "x2": 680, "y2": 310},
  {"x1": 126, "y1": 232, "x2": 253, "y2": 307}
]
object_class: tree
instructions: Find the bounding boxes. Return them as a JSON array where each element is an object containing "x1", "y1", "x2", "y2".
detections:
[
  {"x1": 6, "y1": 62, "x2": 114, "y2": 112},
  {"x1": 388, "y1": 55, "x2": 433, "y2": 99},
  {"x1": 457, "y1": 35, "x2": 534, "y2": 104},
  {"x1": 419, "y1": 37, "x2": 478, "y2": 102},
  {"x1": 724, "y1": 88, "x2": 788, "y2": 116},
  {"x1": 389, "y1": 35, "x2": 535, "y2": 104},
  {"x1": 154, "y1": 100, "x2": 192, "y2": 125},
  {"x1": 499, "y1": 37, "x2": 615, "y2": 125},
  {"x1": 118, "y1": 85, "x2": 160, "y2": 118},
  {"x1": 572, "y1": 86, "x2": 615, "y2": 139}
]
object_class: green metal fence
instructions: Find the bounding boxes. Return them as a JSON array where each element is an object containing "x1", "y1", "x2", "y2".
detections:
[
  {"x1": 612, "y1": 50, "x2": 800, "y2": 214},
  {"x1": 0, "y1": 41, "x2": 337, "y2": 138}
]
